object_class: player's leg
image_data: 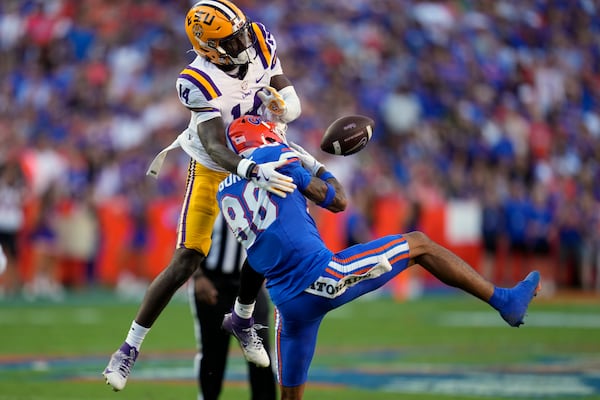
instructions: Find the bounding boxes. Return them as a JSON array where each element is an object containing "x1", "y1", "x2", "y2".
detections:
[
  {"x1": 248, "y1": 285, "x2": 277, "y2": 400},
  {"x1": 404, "y1": 230, "x2": 541, "y2": 327},
  {"x1": 136, "y1": 248, "x2": 203, "y2": 326},
  {"x1": 305, "y1": 235, "x2": 411, "y2": 311},
  {"x1": 323, "y1": 231, "x2": 539, "y2": 327},
  {"x1": 0, "y1": 234, "x2": 20, "y2": 296},
  {"x1": 273, "y1": 306, "x2": 323, "y2": 400},
  {"x1": 136, "y1": 161, "x2": 226, "y2": 326},
  {"x1": 231, "y1": 258, "x2": 266, "y2": 322},
  {"x1": 281, "y1": 385, "x2": 306, "y2": 400},
  {"x1": 103, "y1": 246, "x2": 204, "y2": 391},
  {"x1": 103, "y1": 161, "x2": 228, "y2": 391},
  {"x1": 192, "y1": 275, "x2": 236, "y2": 400},
  {"x1": 233, "y1": 258, "x2": 266, "y2": 318},
  {"x1": 239, "y1": 259, "x2": 266, "y2": 304},
  {"x1": 222, "y1": 258, "x2": 270, "y2": 367}
]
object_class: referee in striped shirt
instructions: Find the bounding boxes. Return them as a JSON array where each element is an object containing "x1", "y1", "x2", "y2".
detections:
[{"x1": 189, "y1": 216, "x2": 276, "y2": 400}]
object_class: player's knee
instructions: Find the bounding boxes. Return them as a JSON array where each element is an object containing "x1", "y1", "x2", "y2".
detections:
[
  {"x1": 169, "y1": 248, "x2": 205, "y2": 282},
  {"x1": 405, "y1": 230, "x2": 433, "y2": 258},
  {"x1": 405, "y1": 230, "x2": 430, "y2": 245}
]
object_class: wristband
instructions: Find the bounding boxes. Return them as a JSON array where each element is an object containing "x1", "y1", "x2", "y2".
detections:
[
  {"x1": 237, "y1": 158, "x2": 257, "y2": 179},
  {"x1": 317, "y1": 182, "x2": 336, "y2": 208},
  {"x1": 318, "y1": 171, "x2": 335, "y2": 181}
]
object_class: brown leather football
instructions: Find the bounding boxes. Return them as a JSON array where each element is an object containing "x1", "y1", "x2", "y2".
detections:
[{"x1": 320, "y1": 115, "x2": 374, "y2": 156}]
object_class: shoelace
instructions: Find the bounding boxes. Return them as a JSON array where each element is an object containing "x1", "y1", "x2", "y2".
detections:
[
  {"x1": 237, "y1": 324, "x2": 268, "y2": 348},
  {"x1": 114, "y1": 350, "x2": 137, "y2": 377}
]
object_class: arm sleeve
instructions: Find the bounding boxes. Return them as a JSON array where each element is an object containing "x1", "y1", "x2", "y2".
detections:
[{"x1": 278, "y1": 86, "x2": 301, "y2": 123}]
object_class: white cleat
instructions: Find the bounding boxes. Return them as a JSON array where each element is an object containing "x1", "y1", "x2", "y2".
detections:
[
  {"x1": 102, "y1": 343, "x2": 139, "y2": 391},
  {"x1": 222, "y1": 313, "x2": 270, "y2": 367}
]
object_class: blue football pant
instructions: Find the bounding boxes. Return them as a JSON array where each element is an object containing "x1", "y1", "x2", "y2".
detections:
[{"x1": 274, "y1": 234, "x2": 411, "y2": 386}]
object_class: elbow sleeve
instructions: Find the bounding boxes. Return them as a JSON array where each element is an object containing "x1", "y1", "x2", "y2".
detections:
[{"x1": 279, "y1": 86, "x2": 301, "y2": 123}]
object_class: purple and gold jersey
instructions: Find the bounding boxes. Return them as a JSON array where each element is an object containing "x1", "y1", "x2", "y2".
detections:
[{"x1": 175, "y1": 22, "x2": 284, "y2": 172}]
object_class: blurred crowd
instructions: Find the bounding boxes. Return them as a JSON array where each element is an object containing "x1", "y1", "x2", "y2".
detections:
[{"x1": 0, "y1": 0, "x2": 599, "y2": 299}]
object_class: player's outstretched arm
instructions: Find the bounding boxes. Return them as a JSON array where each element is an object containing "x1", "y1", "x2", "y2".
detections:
[
  {"x1": 198, "y1": 117, "x2": 295, "y2": 197},
  {"x1": 303, "y1": 171, "x2": 347, "y2": 213},
  {"x1": 199, "y1": 116, "x2": 246, "y2": 174},
  {"x1": 270, "y1": 74, "x2": 292, "y2": 91},
  {"x1": 289, "y1": 141, "x2": 347, "y2": 212}
]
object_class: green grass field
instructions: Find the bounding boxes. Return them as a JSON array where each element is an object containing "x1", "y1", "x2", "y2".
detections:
[{"x1": 1, "y1": 288, "x2": 599, "y2": 400}]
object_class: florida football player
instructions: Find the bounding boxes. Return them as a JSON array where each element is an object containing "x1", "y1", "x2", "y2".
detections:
[
  {"x1": 103, "y1": 0, "x2": 300, "y2": 391},
  {"x1": 218, "y1": 115, "x2": 541, "y2": 400}
]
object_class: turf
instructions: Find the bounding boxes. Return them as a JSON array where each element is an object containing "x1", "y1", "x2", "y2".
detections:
[{"x1": 1, "y1": 288, "x2": 599, "y2": 400}]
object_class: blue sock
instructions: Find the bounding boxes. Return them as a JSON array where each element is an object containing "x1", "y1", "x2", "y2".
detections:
[
  {"x1": 489, "y1": 286, "x2": 509, "y2": 311},
  {"x1": 489, "y1": 271, "x2": 540, "y2": 327}
]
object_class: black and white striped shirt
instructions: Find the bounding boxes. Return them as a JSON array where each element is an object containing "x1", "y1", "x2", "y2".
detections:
[{"x1": 203, "y1": 216, "x2": 245, "y2": 277}]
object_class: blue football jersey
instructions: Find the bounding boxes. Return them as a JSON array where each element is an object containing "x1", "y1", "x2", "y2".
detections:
[{"x1": 217, "y1": 143, "x2": 333, "y2": 306}]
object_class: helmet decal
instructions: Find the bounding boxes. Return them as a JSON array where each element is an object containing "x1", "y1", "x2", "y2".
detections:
[
  {"x1": 191, "y1": 22, "x2": 203, "y2": 40},
  {"x1": 245, "y1": 115, "x2": 262, "y2": 125},
  {"x1": 200, "y1": 0, "x2": 239, "y2": 21}
]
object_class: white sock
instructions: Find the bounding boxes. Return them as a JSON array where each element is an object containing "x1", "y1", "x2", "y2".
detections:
[
  {"x1": 233, "y1": 298, "x2": 255, "y2": 319},
  {"x1": 125, "y1": 321, "x2": 150, "y2": 350}
]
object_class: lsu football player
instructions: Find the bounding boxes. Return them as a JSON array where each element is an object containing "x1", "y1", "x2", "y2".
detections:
[{"x1": 103, "y1": 0, "x2": 300, "y2": 391}]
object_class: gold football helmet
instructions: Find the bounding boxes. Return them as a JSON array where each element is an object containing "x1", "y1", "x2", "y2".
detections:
[{"x1": 185, "y1": 0, "x2": 255, "y2": 66}]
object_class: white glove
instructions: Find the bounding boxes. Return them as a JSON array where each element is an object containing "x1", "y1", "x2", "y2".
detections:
[
  {"x1": 250, "y1": 159, "x2": 296, "y2": 198},
  {"x1": 289, "y1": 142, "x2": 324, "y2": 176},
  {"x1": 258, "y1": 86, "x2": 287, "y2": 117}
]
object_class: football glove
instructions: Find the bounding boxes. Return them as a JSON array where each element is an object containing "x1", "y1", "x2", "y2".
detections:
[
  {"x1": 258, "y1": 86, "x2": 287, "y2": 117},
  {"x1": 289, "y1": 142, "x2": 324, "y2": 176},
  {"x1": 250, "y1": 159, "x2": 296, "y2": 198}
]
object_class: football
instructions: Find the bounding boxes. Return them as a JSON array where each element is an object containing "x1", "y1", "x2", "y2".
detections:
[{"x1": 320, "y1": 115, "x2": 374, "y2": 156}]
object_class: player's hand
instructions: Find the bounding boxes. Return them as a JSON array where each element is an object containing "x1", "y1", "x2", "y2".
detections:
[
  {"x1": 289, "y1": 142, "x2": 324, "y2": 176},
  {"x1": 250, "y1": 159, "x2": 296, "y2": 197},
  {"x1": 258, "y1": 86, "x2": 286, "y2": 117},
  {"x1": 194, "y1": 276, "x2": 218, "y2": 305}
]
